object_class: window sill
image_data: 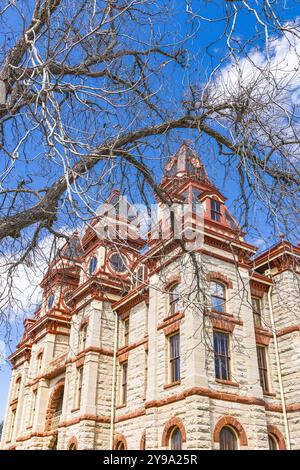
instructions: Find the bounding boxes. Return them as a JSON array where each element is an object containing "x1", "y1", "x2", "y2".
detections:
[
  {"x1": 215, "y1": 379, "x2": 240, "y2": 388},
  {"x1": 116, "y1": 404, "x2": 126, "y2": 410},
  {"x1": 71, "y1": 407, "x2": 80, "y2": 413},
  {"x1": 164, "y1": 380, "x2": 181, "y2": 390},
  {"x1": 263, "y1": 391, "x2": 276, "y2": 397}
]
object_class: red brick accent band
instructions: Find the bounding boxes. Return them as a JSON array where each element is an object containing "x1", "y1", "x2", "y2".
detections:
[
  {"x1": 161, "y1": 417, "x2": 187, "y2": 447},
  {"x1": 213, "y1": 416, "x2": 248, "y2": 446},
  {"x1": 267, "y1": 425, "x2": 286, "y2": 450}
]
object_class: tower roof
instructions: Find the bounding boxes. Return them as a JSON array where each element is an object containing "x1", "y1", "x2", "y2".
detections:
[{"x1": 162, "y1": 141, "x2": 209, "y2": 182}]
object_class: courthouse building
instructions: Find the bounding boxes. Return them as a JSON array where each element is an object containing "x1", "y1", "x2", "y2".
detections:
[{"x1": 1, "y1": 142, "x2": 300, "y2": 450}]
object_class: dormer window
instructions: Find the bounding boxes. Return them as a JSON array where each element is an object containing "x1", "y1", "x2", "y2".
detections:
[
  {"x1": 88, "y1": 256, "x2": 97, "y2": 275},
  {"x1": 211, "y1": 200, "x2": 222, "y2": 222},
  {"x1": 48, "y1": 293, "x2": 55, "y2": 310}
]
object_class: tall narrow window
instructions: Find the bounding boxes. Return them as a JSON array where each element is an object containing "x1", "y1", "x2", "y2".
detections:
[
  {"x1": 121, "y1": 362, "x2": 128, "y2": 404},
  {"x1": 213, "y1": 331, "x2": 231, "y2": 380},
  {"x1": 14, "y1": 377, "x2": 21, "y2": 399},
  {"x1": 30, "y1": 390, "x2": 37, "y2": 427},
  {"x1": 211, "y1": 200, "x2": 222, "y2": 222},
  {"x1": 8, "y1": 409, "x2": 16, "y2": 442},
  {"x1": 257, "y1": 345, "x2": 269, "y2": 393},
  {"x1": 144, "y1": 350, "x2": 148, "y2": 399},
  {"x1": 252, "y1": 297, "x2": 262, "y2": 327},
  {"x1": 37, "y1": 353, "x2": 43, "y2": 376},
  {"x1": 123, "y1": 317, "x2": 129, "y2": 346},
  {"x1": 170, "y1": 427, "x2": 182, "y2": 450},
  {"x1": 79, "y1": 324, "x2": 88, "y2": 351},
  {"x1": 210, "y1": 281, "x2": 226, "y2": 313},
  {"x1": 219, "y1": 426, "x2": 238, "y2": 450},
  {"x1": 76, "y1": 367, "x2": 83, "y2": 408},
  {"x1": 169, "y1": 333, "x2": 180, "y2": 383},
  {"x1": 169, "y1": 283, "x2": 179, "y2": 315}
]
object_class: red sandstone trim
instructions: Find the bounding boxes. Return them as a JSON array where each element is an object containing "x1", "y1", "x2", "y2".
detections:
[
  {"x1": 157, "y1": 312, "x2": 185, "y2": 332},
  {"x1": 114, "y1": 434, "x2": 128, "y2": 450},
  {"x1": 140, "y1": 432, "x2": 146, "y2": 450},
  {"x1": 213, "y1": 416, "x2": 248, "y2": 446},
  {"x1": 161, "y1": 417, "x2": 187, "y2": 447},
  {"x1": 117, "y1": 337, "x2": 148, "y2": 356},
  {"x1": 115, "y1": 408, "x2": 146, "y2": 423},
  {"x1": 215, "y1": 379, "x2": 240, "y2": 388},
  {"x1": 267, "y1": 425, "x2": 286, "y2": 450},
  {"x1": 277, "y1": 325, "x2": 300, "y2": 337},
  {"x1": 207, "y1": 272, "x2": 233, "y2": 289}
]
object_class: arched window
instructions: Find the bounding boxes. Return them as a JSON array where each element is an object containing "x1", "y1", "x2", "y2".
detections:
[
  {"x1": 14, "y1": 377, "x2": 21, "y2": 398},
  {"x1": 116, "y1": 441, "x2": 125, "y2": 450},
  {"x1": 69, "y1": 442, "x2": 77, "y2": 450},
  {"x1": 219, "y1": 426, "x2": 238, "y2": 450},
  {"x1": 210, "y1": 281, "x2": 226, "y2": 313},
  {"x1": 268, "y1": 433, "x2": 279, "y2": 450},
  {"x1": 169, "y1": 427, "x2": 182, "y2": 450},
  {"x1": 140, "y1": 432, "x2": 146, "y2": 450},
  {"x1": 169, "y1": 283, "x2": 179, "y2": 315}
]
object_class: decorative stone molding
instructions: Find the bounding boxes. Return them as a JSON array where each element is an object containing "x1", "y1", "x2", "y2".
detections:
[
  {"x1": 213, "y1": 416, "x2": 248, "y2": 446},
  {"x1": 207, "y1": 272, "x2": 233, "y2": 289},
  {"x1": 113, "y1": 434, "x2": 127, "y2": 450},
  {"x1": 267, "y1": 425, "x2": 286, "y2": 450},
  {"x1": 161, "y1": 417, "x2": 187, "y2": 448}
]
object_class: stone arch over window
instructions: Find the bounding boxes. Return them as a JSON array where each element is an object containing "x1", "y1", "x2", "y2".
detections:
[
  {"x1": 213, "y1": 416, "x2": 248, "y2": 447},
  {"x1": 161, "y1": 417, "x2": 187, "y2": 448},
  {"x1": 140, "y1": 432, "x2": 146, "y2": 450},
  {"x1": 114, "y1": 434, "x2": 128, "y2": 450},
  {"x1": 207, "y1": 272, "x2": 233, "y2": 289},
  {"x1": 68, "y1": 436, "x2": 78, "y2": 450},
  {"x1": 45, "y1": 379, "x2": 65, "y2": 432},
  {"x1": 267, "y1": 425, "x2": 286, "y2": 450}
]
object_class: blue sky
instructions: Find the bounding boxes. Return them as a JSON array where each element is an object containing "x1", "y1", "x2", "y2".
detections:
[{"x1": 1, "y1": 1, "x2": 300, "y2": 423}]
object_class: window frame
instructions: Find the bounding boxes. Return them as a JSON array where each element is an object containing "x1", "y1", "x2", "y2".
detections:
[
  {"x1": 219, "y1": 426, "x2": 238, "y2": 450},
  {"x1": 169, "y1": 426, "x2": 183, "y2": 450},
  {"x1": 168, "y1": 332, "x2": 180, "y2": 383},
  {"x1": 268, "y1": 433, "x2": 279, "y2": 450},
  {"x1": 210, "y1": 281, "x2": 226, "y2": 313},
  {"x1": 213, "y1": 330, "x2": 231, "y2": 381},
  {"x1": 256, "y1": 345, "x2": 270, "y2": 393},
  {"x1": 30, "y1": 389, "x2": 37, "y2": 427},
  {"x1": 8, "y1": 408, "x2": 16, "y2": 442},
  {"x1": 79, "y1": 323, "x2": 88, "y2": 351},
  {"x1": 36, "y1": 353, "x2": 43, "y2": 376},
  {"x1": 168, "y1": 283, "x2": 180, "y2": 316},
  {"x1": 88, "y1": 255, "x2": 97, "y2": 276},
  {"x1": 76, "y1": 366, "x2": 84, "y2": 409},
  {"x1": 123, "y1": 317, "x2": 130, "y2": 347},
  {"x1": 252, "y1": 297, "x2": 262, "y2": 327},
  {"x1": 121, "y1": 361, "x2": 128, "y2": 405},
  {"x1": 211, "y1": 199, "x2": 222, "y2": 222}
]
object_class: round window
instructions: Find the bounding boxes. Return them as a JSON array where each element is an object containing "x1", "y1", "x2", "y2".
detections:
[
  {"x1": 88, "y1": 256, "x2": 97, "y2": 275},
  {"x1": 48, "y1": 293, "x2": 55, "y2": 310},
  {"x1": 110, "y1": 253, "x2": 127, "y2": 273}
]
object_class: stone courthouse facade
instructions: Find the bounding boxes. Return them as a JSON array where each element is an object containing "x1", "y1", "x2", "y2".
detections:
[{"x1": 1, "y1": 142, "x2": 300, "y2": 450}]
